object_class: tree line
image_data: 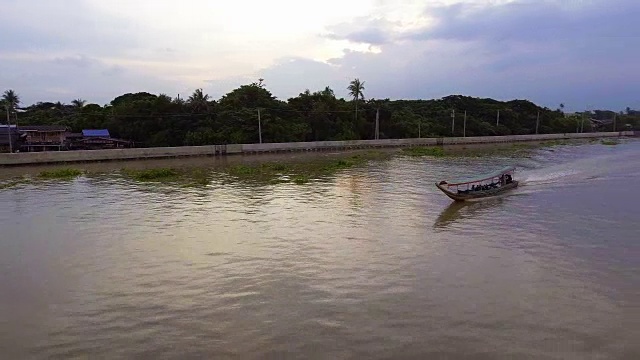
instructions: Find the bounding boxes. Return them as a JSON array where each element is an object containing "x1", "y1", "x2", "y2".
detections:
[{"x1": 2, "y1": 79, "x2": 638, "y2": 148}]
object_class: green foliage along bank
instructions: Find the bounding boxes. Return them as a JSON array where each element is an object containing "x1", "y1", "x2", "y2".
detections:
[
  {"x1": 115, "y1": 151, "x2": 389, "y2": 186},
  {"x1": 37, "y1": 168, "x2": 83, "y2": 179},
  {"x1": 5, "y1": 81, "x2": 640, "y2": 150}
]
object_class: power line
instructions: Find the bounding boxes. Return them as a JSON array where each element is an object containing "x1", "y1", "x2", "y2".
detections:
[
  {"x1": 16, "y1": 106, "x2": 486, "y2": 119},
  {"x1": 17, "y1": 107, "x2": 362, "y2": 118}
]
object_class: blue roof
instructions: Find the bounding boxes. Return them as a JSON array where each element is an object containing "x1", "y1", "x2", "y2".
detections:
[{"x1": 82, "y1": 129, "x2": 110, "y2": 137}]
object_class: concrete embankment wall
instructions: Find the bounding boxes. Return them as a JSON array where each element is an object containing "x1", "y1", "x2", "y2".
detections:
[{"x1": 0, "y1": 131, "x2": 634, "y2": 167}]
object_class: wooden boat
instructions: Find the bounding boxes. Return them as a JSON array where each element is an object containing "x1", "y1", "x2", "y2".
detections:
[{"x1": 435, "y1": 166, "x2": 518, "y2": 202}]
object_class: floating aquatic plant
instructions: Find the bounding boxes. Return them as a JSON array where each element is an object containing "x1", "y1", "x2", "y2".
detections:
[{"x1": 37, "y1": 168, "x2": 83, "y2": 179}]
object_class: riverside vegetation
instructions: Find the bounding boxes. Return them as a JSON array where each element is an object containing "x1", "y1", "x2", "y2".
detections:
[
  {"x1": 225, "y1": 152, "x2": 388, "y2": 184},
  {"x1": 0, "y1": 137, "x2": 623, "y2": 191},
  {"x1": 120, "y1": 151, "x2": 391, "y2": 186},
  {"x1": 0, "y1": 167, "x2": 84, "y2": 190},
  {"x1": 0, "y1": 151, "x2": 391, "y2": 190},
  {"x1": 2, "y1": 81, "x2": 638, "y2": 149},
  {"x1": 37, "y1": 168, "x2": 83, "y2": 179}
]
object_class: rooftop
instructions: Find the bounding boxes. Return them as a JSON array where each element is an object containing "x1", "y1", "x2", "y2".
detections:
[
  {"x1": 19, "y1": 125, "x2": 70, "y2": 131},
  {"x1": 82, "y1": 129, "x2": 110, "y2": 137}
]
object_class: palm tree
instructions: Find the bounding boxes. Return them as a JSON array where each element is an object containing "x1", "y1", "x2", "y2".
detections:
[
  {"x1": 71, "y1": 99, "x2": 86, "y2": 108},
  {"x1": 2, "y1": 90, "x2": 20, "y2": 153},
  {"x1": 347, "y1": 79, "x2": 365, "y2": 121},
  {"x1": 2, "y1": 89, "x2": 20, "y2": 123},
  {"x1": 187, "y1": 88, "x2": 210, "y2": 113},
  {"x1": 2, "y1": 89, "x2": 20, "y2": 111}
]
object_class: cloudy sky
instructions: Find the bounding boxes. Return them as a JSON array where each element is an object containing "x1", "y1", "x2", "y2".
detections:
[{"x1": 1, "y1": 0, "x2": 637, "y2": 111}]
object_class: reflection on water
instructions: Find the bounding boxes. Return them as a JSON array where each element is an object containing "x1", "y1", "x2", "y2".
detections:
[
  {"x1": 1, "y1": 140, "x2": 639, "y2": 359},
  {"x1": 433, "y1": 197, "x2": 507, "y2": 229}
]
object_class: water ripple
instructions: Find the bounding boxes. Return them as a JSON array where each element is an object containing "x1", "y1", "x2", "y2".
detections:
[{"x1": 1, "y1": 140, "x2": 639, "y2": 359}]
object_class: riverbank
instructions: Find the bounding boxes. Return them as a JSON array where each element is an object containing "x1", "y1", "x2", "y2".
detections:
[{"x1": 0, "y1": 131, "x2": 634, "y2": 167}]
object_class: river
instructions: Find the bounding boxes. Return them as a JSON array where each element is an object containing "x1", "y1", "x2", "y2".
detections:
[{"x1": 1, "y1": 139, "x2": 639, "y2": 359}]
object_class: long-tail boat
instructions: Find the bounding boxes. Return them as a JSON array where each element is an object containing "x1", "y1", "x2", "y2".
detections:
[{"x1": 435, "y1": 166, "x2": 518, "y2": 201}]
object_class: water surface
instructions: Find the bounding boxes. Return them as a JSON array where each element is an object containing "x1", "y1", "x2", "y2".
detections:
[{"x1": 1, "y1": 140, "x2": 639, "y2": 359}]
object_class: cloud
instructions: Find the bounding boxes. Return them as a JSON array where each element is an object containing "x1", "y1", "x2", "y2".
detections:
[
  {"x1": 0, "y1": 53, "x2": 182, "y2": 106},
  {"x1": 205, "y1": 57, "x2": 346, "y2": 101},
  {"x1": 51, "y1": 55, "x2": 97, "y2": 69},
  {"x1": 0, "y1": 0, "x2": 638, "y2": 112},
  {"x1": 324, "y1": 17, "x2": 400, "y2": 45},
  {"x1": 0, "y1": 0, "x2": 170, "y2": 104},
  {"x1": 0, "y1": 0, "x2": 142, "y2": 56},
  {"x1": 0, "y1": 0, "x2": 367, "y2": 105},
  {"x1": 405, "y1": 0, "x2": 640, "y2": 45},
  {"x1": 232, "y1": 0, "x2": 640, "y2": 111}
]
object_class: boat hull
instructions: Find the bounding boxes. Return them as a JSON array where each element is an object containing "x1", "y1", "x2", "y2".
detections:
[{"x1": 435, "y1": 181, "x2": 519, "y2": 202}]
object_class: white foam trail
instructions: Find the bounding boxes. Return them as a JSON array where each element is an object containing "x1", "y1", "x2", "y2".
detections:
[
  {"x1": 520, "y1": 168, "x2": 580, "y2": 185},
  {"x1": 517, "y1": 145, "x2": 640, "y2": 189}
]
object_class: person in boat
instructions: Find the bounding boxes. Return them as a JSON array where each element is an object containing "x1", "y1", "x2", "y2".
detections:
[{"x1": 505, "y1": 174, "x2": 512, "y2": 184}]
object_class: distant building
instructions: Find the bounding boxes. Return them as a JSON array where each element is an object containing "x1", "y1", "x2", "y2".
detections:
[
  {"x1": 82, "y1": 129, "x2": 111, "y2": 137},
  {"x1": 68, "y1": 129, "x2": 133, "y2": 150},
  {"x1": 0, "y1": 125, "x2": 25, "y2": 153},
  {"x1": 589, "y1": 118, "x2": 614, "y2": 131},
  {"x1": 19, "y1": 125, "x2": 70, "y2": 151},
  {"x1": 2, "y1": 125, "x2": 133, "y2": 152}
]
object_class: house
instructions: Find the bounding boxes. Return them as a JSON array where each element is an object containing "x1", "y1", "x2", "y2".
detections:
[
  {"x1": 66, "y1": 132, "x2": 84, "y2": 143},
  {"x1": 68, "y1": 129, "x2": 133, "y2": 150},
  {"x1": 0, "y1": 125, "x2": 25, "y2": 153},
  {"x1": 589, "y1": 118, "x2": 613, "y2": 129},
  {"x1": 19, "y1": 125, "x2": 71, "y2": 151}
]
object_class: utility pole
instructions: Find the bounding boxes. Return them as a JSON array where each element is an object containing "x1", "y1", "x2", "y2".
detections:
[
  {"x1": 5, "y1": 106, "x2": 13, "y2": 153},
  {"x1": 258, "y1": 108, "x2": 262, "y2": 144},
  {"x1": 463, "y1": 111, "x2": 467, "y2": 137},
  {"x1": 451, "y1": 109, "x2": 455, "y2": 135},
  {"x1": 613, "y1": 114, "x2": 616, "y2": 132},
  {"x1": 375, "y1": 107, "x2": 380, "y2": 140},
  {"x1": 535, "y1": 111, "x2": 540, "y2": 134},
  {"x1": 580, "y1": 113, "x2": 585, "y2": 133},
  {"x1": 418, "y1": 122, "x2": 421, "y2": 138},
  {"x1": 496, "y1": 110, "x2": 500, "y2": 127}
]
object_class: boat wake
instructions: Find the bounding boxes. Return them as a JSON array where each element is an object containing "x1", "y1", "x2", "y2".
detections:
[
  {"x1": 517, "y1": 146, "x2": 640, "y2": 190},
  {"x1": 519, "y1": 168, "x2": 581, "y2": 186}
]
